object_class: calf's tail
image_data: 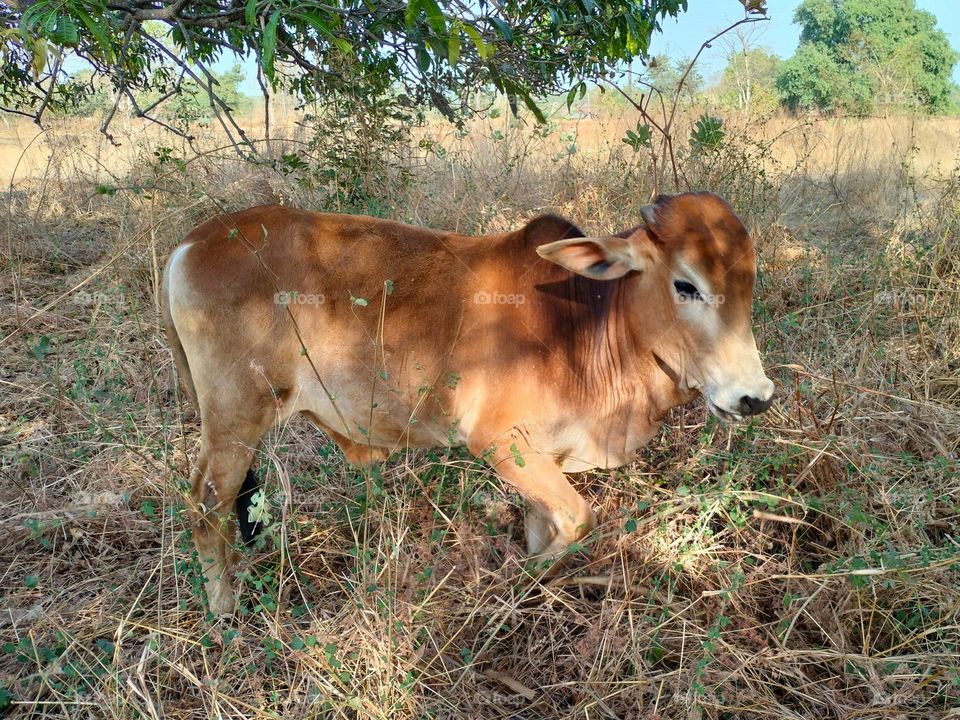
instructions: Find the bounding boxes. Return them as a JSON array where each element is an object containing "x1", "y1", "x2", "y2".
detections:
[
  {"x1": 235, "y1": 469, "x2": 263, "y2": 545},
  {"x1": 160, "y1": 255, "x2": 199, "y2": 410}
]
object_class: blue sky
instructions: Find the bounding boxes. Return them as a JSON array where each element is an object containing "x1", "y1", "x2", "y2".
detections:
[{"x1": 650, "y1": 0, "x2": 960, "y2": 83}]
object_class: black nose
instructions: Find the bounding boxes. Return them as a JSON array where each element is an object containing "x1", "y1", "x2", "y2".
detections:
[{"x1": 739, "y1": 394, "x2": 773, "y2": 416}]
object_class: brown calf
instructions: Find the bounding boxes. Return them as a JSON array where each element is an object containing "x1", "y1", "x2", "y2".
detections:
[{"x1": 162, "y1": 192, "x2": 774, "y2": 615}]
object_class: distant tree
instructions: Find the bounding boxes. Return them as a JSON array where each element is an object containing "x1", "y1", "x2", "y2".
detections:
[
  {"x1": 777, "y1": 43, "x2": 872, "y2": 114},
  {"x1": 644, "y1": 55, "x2": 703, "y2": 103},
  {"x1": 716, "y1": 28, "x2": 781, "y2": 114},
  {"x1": 144, "y1": 63, "x2": 253, "y2": 127},
  {"x1": 777, "y1": 0, "x2": 957, "y2": 114},
  {"x1": 52, "y1": 69, "x2": 112, "y2": 117},
  {"x1": 211, "y1": 63, "x2": 250, "y2": 115}
]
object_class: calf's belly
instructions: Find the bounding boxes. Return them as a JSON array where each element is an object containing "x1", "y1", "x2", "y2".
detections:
[{"x1": 286, "y1": 365, "x2": 463, "y2": 450}]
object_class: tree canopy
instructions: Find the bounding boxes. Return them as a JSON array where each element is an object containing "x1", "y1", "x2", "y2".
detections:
[
  {"x1": 2, "y1": 0, "x2": 692, "y2": 137},
  {"x1": 776, "y1": 0, "x2": 957, "y2": 114}
]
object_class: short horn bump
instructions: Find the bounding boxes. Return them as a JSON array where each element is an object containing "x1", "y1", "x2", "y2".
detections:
[{"x1": 640, "y1": 204, "x2": 657, "y2": 227}]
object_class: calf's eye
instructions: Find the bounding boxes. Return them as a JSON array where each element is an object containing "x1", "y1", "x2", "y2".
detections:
[{"x1": 673, "y1": 280, "x2": 702, "y2": 301}]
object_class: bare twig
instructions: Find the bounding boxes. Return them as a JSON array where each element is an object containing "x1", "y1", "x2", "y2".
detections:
[
  {"x1": 256, "y1": 60, "x2": 271, "y2": 146},
  {"x1": 137, "y1": 28, "x2": 256, "y2": 160},
  {"x1": 98, "y1": 21, "x2": 138, "y2": 146},
  {"x1": 611, "y1": 14, "x2": 768, "y2": 192}
]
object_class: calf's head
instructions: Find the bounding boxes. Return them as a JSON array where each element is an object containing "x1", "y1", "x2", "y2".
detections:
[{"x1": 536, "y1": 192, "x2": 774, "y2": 421}]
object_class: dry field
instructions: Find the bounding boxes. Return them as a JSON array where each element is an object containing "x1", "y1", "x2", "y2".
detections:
[{"x1": 1, "y1": 105, "x2": 959, "y2": 719}]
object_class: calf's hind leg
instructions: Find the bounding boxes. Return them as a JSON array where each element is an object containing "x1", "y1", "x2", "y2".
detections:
[{"x1": 189, "y1": 407, "x2": 274, "y2": 616}]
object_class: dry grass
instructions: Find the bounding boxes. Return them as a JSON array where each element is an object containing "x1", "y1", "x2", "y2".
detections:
[{"x1": 1, "y1": 105, "x2": 959, "y2": 719}]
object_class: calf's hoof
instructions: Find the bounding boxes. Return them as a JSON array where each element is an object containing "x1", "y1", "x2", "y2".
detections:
[{"x1": 206, "y1": 582, "x2": 236, "y2": 617}]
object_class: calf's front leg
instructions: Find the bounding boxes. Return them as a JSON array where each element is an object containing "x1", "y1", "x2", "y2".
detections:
[{"x1": 478, "y1": 434, "x2": 596, "y2": 573}]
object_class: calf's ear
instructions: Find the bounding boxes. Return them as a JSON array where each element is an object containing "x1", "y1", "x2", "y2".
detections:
[{"x1": 536, "y1": 235, "x2": 648, "y2": 280}]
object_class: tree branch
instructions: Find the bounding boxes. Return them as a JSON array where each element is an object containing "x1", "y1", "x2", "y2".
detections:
[{"x1": 32, "y1": 52, "x2": 63, "y2": 129}]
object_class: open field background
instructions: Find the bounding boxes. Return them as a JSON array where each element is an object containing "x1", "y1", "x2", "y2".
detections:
[{"x1": 1, "y1": 105, "x2": 959, "y2": 719}]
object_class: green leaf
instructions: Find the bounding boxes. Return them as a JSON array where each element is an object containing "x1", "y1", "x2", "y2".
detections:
[
  {"x1": 72, "y1": 7, "x2": 114, "y2": 62},
  {"x1": 248, "y1": 489, "x2": 273, "y2": 525},
  {"x1": 519, "y1": 90, "x2": 545, "y2": 124},
  {"x1": 50, "y1": 15, "x2": 78, "y2": 47},
  {"x1": 420, "y1": 0, "x2": 446, "y2": 36},
  {"x1": 295, "y1": 11, "x2": 332, "y2": 37},
  {"x1": 447, "y1": 33, "x2": 460, "y2": 65},
  {"x1": 245, "y1": 0, "x2": 259, "y2": 27},
  {"x1": 19, "y1": 3, "x2": 51, "y2": 34},
  {"x1": 295, "y1": 10, "x2": 352, "y2": 54},
  {"x1": 463, "y1": 24, "x2": 492, "y2": 59},
  {"x1": 623, "y1": 122, "x2": 652, "y2": 151},
  {"x1": 30, "y1": 37, "x2": 46, "y2": 79},
  {"x1": 261, "y1": 10, "x2": 281, "y2": 82},
  {"x1": 690, "y1": 113, "x2": 724, "y2": 151},
  {"x1": 404, "y1": 0, "x2": 421, "y2": 30},
  {"x1": 488, "y1": 17, "x2": 513, "y2": 44},
  {"x1": 566, "y1": 81, "x2": 585, "y2": 109},
  {"x1": 509, "y1": 443, "x2": 526, "y2": 468},
  {"x1": 324, "y1": 643, "x2": 342, "y2": 668},
  {"x1": 501, "y1": 78, "x2": 545, "y2": 123},
  {"x1": 415, "y1": 42, "x2": 430, "y2": 71},
  {"x1": 41, "y1": 12, "x2": 57, "y2": 34},
  {"x1": 647, "y1": 642, "x2": 665, "y2": 664}
]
